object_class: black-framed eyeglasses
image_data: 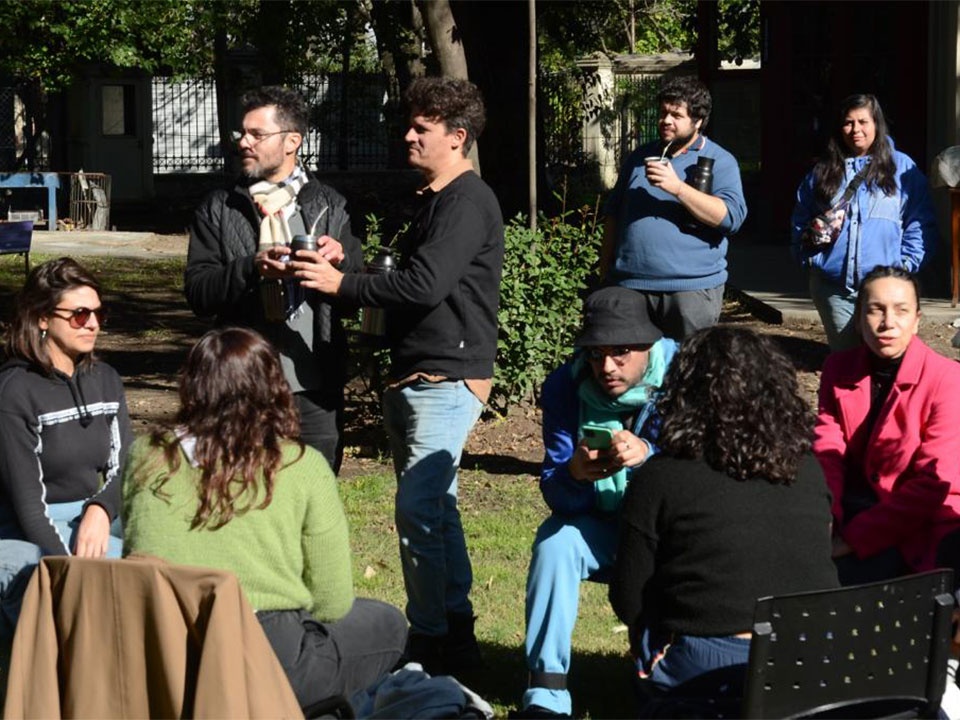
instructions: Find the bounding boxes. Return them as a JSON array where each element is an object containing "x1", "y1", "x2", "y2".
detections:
[
  {"x1": 585, "y1": 346, "x2": 636, "y2": 365},
  {"x1": 51, "y1": 306, "x2": 106, "y2": 328},
  {"x1": 230, "y1": 129, "x2": 293, "y2": 145}
]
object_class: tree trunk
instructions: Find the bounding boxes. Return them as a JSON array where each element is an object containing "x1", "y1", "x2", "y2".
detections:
[
  {"x1": 367, "y1": 0, "x2": 426, "y2": 168},
  {"x1": 451, "y1": 0, "x2": 534, "y2": 217},
  {"x1": 254, "y1": 0, "x2": 293, "y2": 85},
  {"x1": 416, "y1": 0, "x2": 469, "y2": 79}
]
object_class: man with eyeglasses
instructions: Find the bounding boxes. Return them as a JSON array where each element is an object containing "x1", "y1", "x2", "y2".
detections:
[
  {"x1": 184, "y1": 86, "x2": 362, "y2": 473},
  {"x1": 512, "y1": 286, "x2": 678, "y2": 719}
]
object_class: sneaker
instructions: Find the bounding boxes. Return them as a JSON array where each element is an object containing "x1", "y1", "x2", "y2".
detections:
[{"x1": 508, "y1": 704, "x2": 572, "y2": 719}]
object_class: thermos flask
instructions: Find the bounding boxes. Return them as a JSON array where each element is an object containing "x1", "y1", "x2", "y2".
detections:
[
  {"x1": 360, "y1": 246, "x2": 397, "y2": 336},
  {"x1": 684, "y1": 156, "x2": 715, "y2": 229}
]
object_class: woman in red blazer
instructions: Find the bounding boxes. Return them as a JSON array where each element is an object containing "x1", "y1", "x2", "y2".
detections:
[{"x1": 814, "y1": 265, "x2": 960, "y2": 585}]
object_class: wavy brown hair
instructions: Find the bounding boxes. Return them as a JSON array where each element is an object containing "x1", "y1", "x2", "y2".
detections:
[
  {"x1": 656, "y1": 327, "x2": 813, "y2": 485},
  {"x1": 3, "y1": 257, "x2": 101, "y2": 374},
  {"x1": 150, "y1": 327, "x2": 303, "y2": 529}
]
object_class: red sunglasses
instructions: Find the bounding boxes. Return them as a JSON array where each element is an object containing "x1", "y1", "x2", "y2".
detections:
[{"x1": 51, "y1": 306, "x2": 107, "y2": 328}]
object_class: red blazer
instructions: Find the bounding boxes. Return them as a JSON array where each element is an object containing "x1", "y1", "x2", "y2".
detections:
[{"x1": 814, "y1": 338, "x2": 960, "y2": 571}]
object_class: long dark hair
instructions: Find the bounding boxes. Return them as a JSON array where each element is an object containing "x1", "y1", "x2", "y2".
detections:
[
  {"x1": 149, "y1": 327, "x2": 303, "y2": 530},
  {"x1": 3, "y1": 257, "x2": 101, "y2": 374},
  {"x1": 656, "y1": 327, "x2": 813, "y2": 485},
  {"x1": 812, "y1": 93, "x2": 897, "y2": 206}
]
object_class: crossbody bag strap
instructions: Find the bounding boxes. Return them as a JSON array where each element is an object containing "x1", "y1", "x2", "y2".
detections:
[{"x1": 838, "y1": 165, "x2": 870, "y2": 206}]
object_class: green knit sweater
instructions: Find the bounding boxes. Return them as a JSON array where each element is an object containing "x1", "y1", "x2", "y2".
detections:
[{"x1": 121, "y1": 434, "x2": 354, "y2": 620}]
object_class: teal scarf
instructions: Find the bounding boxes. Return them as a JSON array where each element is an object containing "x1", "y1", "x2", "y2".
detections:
[{"x1": 573, "y1": 339, "x2": 669, "y2": 512}]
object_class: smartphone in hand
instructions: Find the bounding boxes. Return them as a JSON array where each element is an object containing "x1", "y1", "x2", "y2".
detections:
[{"x1": 582, "y1": 423, "x2": 615, "y2": 451}]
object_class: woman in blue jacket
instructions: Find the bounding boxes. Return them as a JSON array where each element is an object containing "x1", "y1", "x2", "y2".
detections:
[{"x1": 791, "y1": 94, "x2": 937, "y2": 350}]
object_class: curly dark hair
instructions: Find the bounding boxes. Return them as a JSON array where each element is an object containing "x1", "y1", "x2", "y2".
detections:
[
  {"x1": 3, "y1": 257, "x2": 102, "y2": 375},
  {"x1": 657, "y1": 76, "x2": 712, "y2": 127},
  {"x1": 241, "y1": 85, "x2": 308, "y2": 136},
  {"x1": 812, "y1": 94, "x2": 897, "y2": 207},
  {"x1": 404, "y1": 76, "x2": 486, "y2": 153},
  {"x1": 656, "y1": 327, "x2": 813, "y2": 484},
  {"x1": 148, "y1": 327, "x2": 303, "y2": 530}
]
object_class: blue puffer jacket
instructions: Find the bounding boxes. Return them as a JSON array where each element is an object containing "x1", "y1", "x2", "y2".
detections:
[
  {"x1": 790, "y1": 139, "x2": 937, "y2": 292},
  {"x1": 538, "y1": 338, "x2": 679, "y2": 517}
]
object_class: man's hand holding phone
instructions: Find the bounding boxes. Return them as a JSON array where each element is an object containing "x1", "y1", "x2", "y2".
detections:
[{"x1": 569, "y1": 424, "x2": 649, "y2": 482}]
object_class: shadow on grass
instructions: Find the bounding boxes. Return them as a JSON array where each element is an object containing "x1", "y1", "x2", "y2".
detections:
[
  {"x1": 462, "y1": 453, "x2": 541, "y2": 477},
  {"x1": 465, "y1": 642, "x2": 637, "y2": 718}
]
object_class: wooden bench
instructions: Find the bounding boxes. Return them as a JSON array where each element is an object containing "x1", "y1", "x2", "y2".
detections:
[{"x1": 0, "y1": 220, "x2": 34, "y2": 274}]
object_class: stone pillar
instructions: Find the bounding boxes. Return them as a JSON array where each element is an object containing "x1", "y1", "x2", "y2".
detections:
[{"x1": 575, "y1": 53, "x2": 618, "y2": 189}]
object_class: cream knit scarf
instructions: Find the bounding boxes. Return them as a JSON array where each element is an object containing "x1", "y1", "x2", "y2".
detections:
[{"x1": 249, "y1": 165, "x2": 308, "y2": 321}]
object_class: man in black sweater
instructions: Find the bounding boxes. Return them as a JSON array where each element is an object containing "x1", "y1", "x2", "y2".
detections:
[
  {"x1": 184, "y1": 86, "x2": 362, "y2": 473},
  {"x1": 295, "y1": 77, "x2": 504, "y2": 676}
]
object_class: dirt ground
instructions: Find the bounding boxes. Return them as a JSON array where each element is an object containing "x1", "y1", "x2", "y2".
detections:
[{"x1": 95, "y1": 267, "x2": 960, "y2": 478}]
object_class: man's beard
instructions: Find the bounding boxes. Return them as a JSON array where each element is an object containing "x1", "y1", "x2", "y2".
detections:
[{"x1": 663, "y1": 128, "x2": 697, "y2": 150}]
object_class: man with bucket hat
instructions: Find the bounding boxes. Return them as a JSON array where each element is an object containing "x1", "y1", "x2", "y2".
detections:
[{"x1": 512, "y1": 287, "x2": 680, "y2": 719}]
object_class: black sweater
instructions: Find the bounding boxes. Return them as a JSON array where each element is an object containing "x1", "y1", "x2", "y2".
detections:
[
  {"x1": 0, "y1": 359, "x2": 133, "y2": 554},
  {"x1": 610, "y1": 454, "x2": 838, "y2": 652},
  {"x1": 338, "y1": 171, "x2": 504, "y2": 380}
]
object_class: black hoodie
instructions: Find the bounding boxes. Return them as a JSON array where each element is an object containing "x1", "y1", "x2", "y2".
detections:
[{"x1": 0, "y1": 359, "x2": 132, "y2": 554}]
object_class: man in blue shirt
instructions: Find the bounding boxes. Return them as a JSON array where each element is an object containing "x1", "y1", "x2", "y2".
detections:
[{"x1": 601, "y1": 77, "x2": 747, "y2": 340}]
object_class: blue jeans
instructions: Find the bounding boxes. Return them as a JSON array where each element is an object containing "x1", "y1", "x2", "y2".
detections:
[
  {"x1": 809, "y1": 269, "x2": 859, "y2": 351},
  {"x1": 523, "y1": 513, "x2": 618, "y2": 715},
  {"x1": 47, "y1": 500, "x2": 124, "y2": 559},
  {"x1": 0, "y1": 540, "x2": 43, "y2": 640},
  {"x1": 382, "y1": 380, "x2": 483, "y2": 636}
]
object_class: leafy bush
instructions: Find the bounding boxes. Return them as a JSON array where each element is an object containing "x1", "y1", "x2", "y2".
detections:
[{"x1": 492, "y1": 202, "x2": 603, "y2": 411}]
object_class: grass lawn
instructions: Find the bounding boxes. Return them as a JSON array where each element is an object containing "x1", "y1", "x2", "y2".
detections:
[{"x1": 0, "y1": 254, "x2": 638, "y2": 718}]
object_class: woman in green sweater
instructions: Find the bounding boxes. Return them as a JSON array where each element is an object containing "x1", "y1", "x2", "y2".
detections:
[{"x1": 122, "y1": 326, "x2": 406, "y2": 712}]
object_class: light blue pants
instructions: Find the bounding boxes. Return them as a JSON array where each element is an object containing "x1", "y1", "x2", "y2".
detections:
[
  {"x1": 523, "y1": 513, "x2": 618, "y2": 715},
  {"x1": 809, "y1": 269, "x2": 860, "y2": 351},
  {"x1": 0, "y1": 540, "x2": 43, "y2": 639},
  {"x1": 382, "y1": 380, "x2": 483, "y2": 636},
  {"x1": 47, "y1": 500, "x2": 124, "y2": 559}
]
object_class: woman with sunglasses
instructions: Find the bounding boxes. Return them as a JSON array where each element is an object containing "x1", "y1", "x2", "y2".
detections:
[{"x1": 0, "y1": 257, "x2": 131, "y2": 563}]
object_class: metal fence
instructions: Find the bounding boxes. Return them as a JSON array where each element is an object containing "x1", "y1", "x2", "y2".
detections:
[
  {"x1": 152, "y1": 77, "x2": 222, "y2": 173},
  {"x1": 152, "y1": 72, "x2": 389, "y2": 174},
  {"x1": 540, "y1": 67, "x2": 667, "y2": 199}
]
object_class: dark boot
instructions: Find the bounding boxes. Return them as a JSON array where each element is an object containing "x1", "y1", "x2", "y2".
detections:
[
  {"x1": 404, "y1": 631, "x2": 444, "y2": 676},
  {"x1": 443, "y1": 612, "x2": 484, "y2": 675}
]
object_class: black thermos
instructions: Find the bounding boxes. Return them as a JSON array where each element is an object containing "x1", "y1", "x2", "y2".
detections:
[
  {"x1": 360, "y1": 246, "x2": 397, "y2": 336},
  {"x1": 684, "y1": 156, "x2": 715, "y2": 229},
  {"x1": 688, "y1": 156, "x2": 714, "y2": 194}
]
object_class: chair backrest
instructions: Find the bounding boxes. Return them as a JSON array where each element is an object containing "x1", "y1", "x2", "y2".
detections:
[
  {"x1": 742, "y1": 569, "x2": 954, "y2": 719},
  {"x1": 0, "y1": 221, "x2": 33, "y2": 253},
  {"x1": 0, "y1": 220, "x2": 34, "y2": 274}
]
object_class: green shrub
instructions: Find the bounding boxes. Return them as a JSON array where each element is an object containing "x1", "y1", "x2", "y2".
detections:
[{"x1": 492, "y1": 202, "x2": 603, "y2": 411}]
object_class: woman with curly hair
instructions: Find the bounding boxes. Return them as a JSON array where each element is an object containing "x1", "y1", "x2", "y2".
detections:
[
  {"x1": 791, "y1": 94, "x2": 937, "y2": 350},
  {"x1": 122, "y1": 327, "x2": 406, "y2": 712},
  {"x1": 815, "y1": 266, "x2": 960, "y2": 587},
  {"x1": 609, "y1": 326, "x2": 838, "y2": 707}
]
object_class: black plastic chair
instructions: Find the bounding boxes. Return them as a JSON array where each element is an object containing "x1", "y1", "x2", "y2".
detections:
[{"x1": 742, "y1": 569, "x2": 955, "y2": 719}]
